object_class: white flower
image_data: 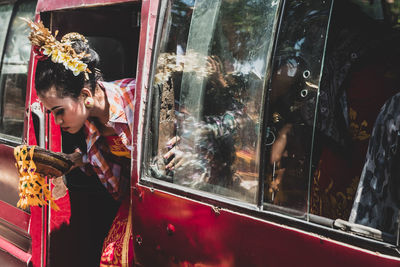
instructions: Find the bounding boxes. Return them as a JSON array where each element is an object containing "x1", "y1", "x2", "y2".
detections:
[
  {"x1": 62, "y1": 55, "x2": 73, "y2": 68},
  {"x1": 51, "y1": 49, "x2": 63, "y2": 63},
  {"x1": 67, "y1": 59, "x2": 87, "y2": 76},
  {"x1": 66, "y1": 58, "x2": 78, "y2": 71},
  {"x1": 42, "y1": 46, "x2": 52, "y2": 56}
]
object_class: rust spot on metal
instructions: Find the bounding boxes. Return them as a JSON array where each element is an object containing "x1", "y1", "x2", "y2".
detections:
[
  {"x1": 166, "y1": 223, "x2": 175, "y2": 235},
  {"x1": 212, "y1": 206, "x2": 221, "y2": 215}
]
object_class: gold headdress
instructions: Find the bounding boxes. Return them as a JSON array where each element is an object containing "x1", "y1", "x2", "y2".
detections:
[{"x1": 22, "y1": 18, "x2": 91, "y2": 78}]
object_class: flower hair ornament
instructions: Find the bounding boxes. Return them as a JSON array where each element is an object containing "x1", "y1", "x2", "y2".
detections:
[{"x1": 21, "y1": 18, "x2": 91, "y2": 79}]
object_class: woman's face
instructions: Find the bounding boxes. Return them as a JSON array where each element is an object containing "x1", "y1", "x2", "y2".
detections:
[{"x1": 39, "y1": 86, "x2": 89, "y2": 134}]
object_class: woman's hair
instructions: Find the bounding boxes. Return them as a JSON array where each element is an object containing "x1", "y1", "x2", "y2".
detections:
[{"x1": 35, "y1": 36, "x2": 102, "y2": 99}]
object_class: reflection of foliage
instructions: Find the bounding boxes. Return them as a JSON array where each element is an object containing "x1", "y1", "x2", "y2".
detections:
[
  {"x1": 221, "y1": 0, "x2": 272, "y2": 34},
  {"x1": 167, "y1": 0, "x2": 194, "y2": 51},
  {"x1": 155, "y1": 52, "x2": 212, "y2": 84},
  {"x1": 171, "y1": 0, "x2": 194, "y2": 28},
  {"x1": 273, "y1": 1, "x2": 330, "y2": 70},
  {"x1": 216, "y1": 0, "x2": 277, "y2": 60},
  {"x1": 387, "y1": 0, "x2": 400, "y2": 24}
]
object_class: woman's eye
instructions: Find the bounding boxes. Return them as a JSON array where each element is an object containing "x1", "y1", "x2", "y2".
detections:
[{"x1": 55, "y1": 109, "x2": 64, "y2": 116}]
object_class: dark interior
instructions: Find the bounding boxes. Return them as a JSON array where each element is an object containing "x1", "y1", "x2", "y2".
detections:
[{"x1": 39, "y1": 3, "x2": 141, "y2": 266}]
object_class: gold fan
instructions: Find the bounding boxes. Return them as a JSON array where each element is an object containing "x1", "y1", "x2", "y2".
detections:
[{"x1": 14, "y1": 145, "x2": 73, "y2": 210}]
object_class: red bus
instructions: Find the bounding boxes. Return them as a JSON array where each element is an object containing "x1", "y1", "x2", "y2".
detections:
[{"x1": 1, "y1": 0, "x2": 400, "y2": 266}]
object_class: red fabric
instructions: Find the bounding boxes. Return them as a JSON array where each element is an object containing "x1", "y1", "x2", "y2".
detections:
[
  {"x1": 100, "y1": 198, "x2": 133, "y2": 267},
  {"x1": 33, "y1": 46, "x2": 48, "y2": 61}
]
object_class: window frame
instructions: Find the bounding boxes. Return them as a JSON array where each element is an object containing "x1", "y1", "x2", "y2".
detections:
[
  {"x1": 0, "y1": 0, "x2": 36, "y2": 145},
  {"x1": 141, "y1": 0, "x2": 283, "y2": 210},
  {"x1": 0, "y1": 2, "x2": 14, "y2": 143}
]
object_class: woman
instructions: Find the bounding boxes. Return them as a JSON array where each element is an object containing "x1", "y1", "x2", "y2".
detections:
[{"x1": 24, "y1": 20, "x2": 135, "y2": 266}]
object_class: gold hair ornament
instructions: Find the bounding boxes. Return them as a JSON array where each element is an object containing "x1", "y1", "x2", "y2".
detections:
[
  {"x1": 14, "y1": 145, "x2": 60, "y2": 211},
  {"x1": 21, "y1": 18, "x2": 91, "y2": 78}
]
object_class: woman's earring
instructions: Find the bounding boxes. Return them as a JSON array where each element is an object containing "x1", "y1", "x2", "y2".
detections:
[{"x1": 84, "y1": 97, "x2": 94, "y2": 108}]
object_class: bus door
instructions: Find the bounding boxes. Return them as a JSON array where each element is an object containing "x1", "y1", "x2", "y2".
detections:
[
  {"x1": 133, "y1": 0, "x2": 400, "y2": 266},
  {"x1": 24, "y1": 0, "x2": 141, "y2": 266},
  {"x1": 0, "y1": 0, "x2": 37, "y2": 266},
  {"x1": 133, "y1": 0, "x2": 333, "y2": 265}
]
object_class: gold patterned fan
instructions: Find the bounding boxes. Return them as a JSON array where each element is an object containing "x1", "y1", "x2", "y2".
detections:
[{"x1": 14, "y1": 145, "x2": 73, "y2": 210}]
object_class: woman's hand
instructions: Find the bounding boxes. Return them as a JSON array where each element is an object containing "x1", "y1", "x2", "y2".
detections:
[
  {"x1": 163, "y1": 136, "x2": 183, "y2": 170},
  {"x1": 270, "y1": 123, "x2": 292, "y2": 164},
  {"x1": 269, "y1": 123, "x2": 292, "y2": 197},
  {"x1": 64, "y1": 149, "x2": 85, "y2": 170}
]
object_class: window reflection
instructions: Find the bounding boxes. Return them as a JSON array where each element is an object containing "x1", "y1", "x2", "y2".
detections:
[
  {"x1": 0, "y1": 1, "x2": 36, "y2": 139},
  {"x1": 147, "y1": 0, "x2": 280, "y2": 203},
  {"x1": 0, "y1": 4, "x2": 13, "y2": 63}
]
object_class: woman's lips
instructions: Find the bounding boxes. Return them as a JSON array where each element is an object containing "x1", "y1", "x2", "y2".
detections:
[{"x1": 61, "y1": 127, "x2": 70, "y2": 131}]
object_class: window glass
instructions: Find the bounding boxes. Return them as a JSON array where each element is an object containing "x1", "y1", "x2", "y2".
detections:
[
  {"x1": 0, "y1": 0, "x2": 36, "y2": 140},
  {"x1": 264, "y1": 0, "x2": 400, "y2": 245},
  {"x1": 263, "y1": 1, "x2": 332, "y2": 216},
  {"x1": 145, "y1": 0, "x2": 280, "y2": 203},
  {"x1": 0, "y1": 4, "x2": 13, "y2": 64}
]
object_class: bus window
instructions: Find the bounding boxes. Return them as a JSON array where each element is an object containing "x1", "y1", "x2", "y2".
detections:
[
  {"x1": 262, "y1": 1, "x2": 333, "y2": 216},
  {"x1": 0, "y1": 0, "x2": 36, "y2": 141},
  {"x1": 264, "y1": 0, "x2": 400, "y2": 244},
  {"x1": 144, "y1": 0, "x2": 280, "y2": 204},
  {"x1": 0, "y1": 4, "x2": 13, "y2": 65}
]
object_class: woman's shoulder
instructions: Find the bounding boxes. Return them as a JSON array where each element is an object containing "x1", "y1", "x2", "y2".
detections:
[
  {"x1": 99, "y1": 78, "x2": 136, "y2": 100},
  {"x1": 99, "y1": 78, "x2": 136, "y2": 110},
  {"x1": 101, "y1": 78, "x2": 136, "y2": 92}
]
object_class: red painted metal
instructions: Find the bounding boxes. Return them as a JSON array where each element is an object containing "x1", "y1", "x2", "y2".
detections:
[
  {"x1": 24, "y1": 50, "x2": 37, "y2": 146},
  {"x1": 25, "y1": 25, "x2": 43, "y2": 267},
  {"x1": 131, "y1": 0, "x2": 157, "y2": 186},
  {"x1": 36, "y1": 0, "x2": 140, "y2": 13},
  {"x1": 0, "y1": 236, "x2": 31, "y2": 264},
  {"x1": 0, "y1": 201, "x2": 30, "y2": 232},
  {"x1": 0, "y1": 143, "x2": 28, "y2": 217},
  {"x1": 132, "y1": 187, "x2": 400, "y2": 266}
]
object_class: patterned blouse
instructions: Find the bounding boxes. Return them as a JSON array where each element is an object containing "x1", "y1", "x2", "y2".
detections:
[{"x1": 80, "y1": 78, "x2": 136, "y2": 198}]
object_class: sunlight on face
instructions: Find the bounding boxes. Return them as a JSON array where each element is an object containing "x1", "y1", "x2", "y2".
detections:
[{"x1": 38, "y1": 87, "x2": 88, "y2": 134}]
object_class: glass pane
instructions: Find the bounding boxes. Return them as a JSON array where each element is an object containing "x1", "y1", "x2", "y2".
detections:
[
  {"x1": 0, "y1": 0, "x2": 36, "y2": 139},
  {"x1": 146, "y1": 0, "x2": 280, "y2": 203},
  {"x1": 0, "y1": 4, "x2": 13, "y2": 64},
  {"x1": 263, "y1": 0, "x2": 333, "y2": 216}
]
